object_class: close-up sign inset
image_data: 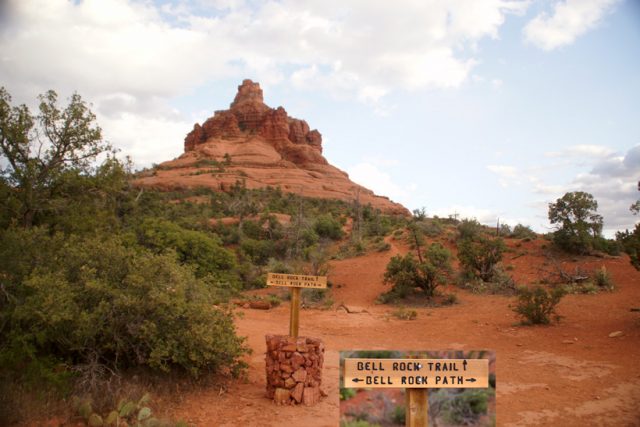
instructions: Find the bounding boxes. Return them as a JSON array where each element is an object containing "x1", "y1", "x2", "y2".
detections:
[{"x1": 344, "y1": 358, "x2": 489, "y2": 389}]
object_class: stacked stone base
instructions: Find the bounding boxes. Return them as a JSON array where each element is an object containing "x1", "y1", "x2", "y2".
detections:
[{"x1": 265, "y1": 335, "x2": 325, "y2": 406}]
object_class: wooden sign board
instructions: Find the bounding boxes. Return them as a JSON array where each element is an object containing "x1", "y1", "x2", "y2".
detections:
[
  {"x1": 344, "y1": 358, "x2": 489, "y2": 389},
  {"x1": 267, "y1": 273, "x2": 327, "y2": 289}
]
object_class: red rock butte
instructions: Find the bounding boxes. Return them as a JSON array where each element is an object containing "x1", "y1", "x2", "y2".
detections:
[{"x1": 133, "y1": 79, "x2": 410, "y2": 215}]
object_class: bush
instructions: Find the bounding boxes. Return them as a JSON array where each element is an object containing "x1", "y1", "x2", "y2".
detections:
[
  {"x1": 391, "y1": 307, "x2": 417, "y2": 320},
  {"x1": 457, "y1": 237, "x2": 505, "y2": 282},
  {"x1": 592, "y1": 236, "x2": 622, "y2": 256},
  {"x1": 617, "y1": 225, "x2": 640, "y2": 269},
  {"x1": 240, "y1": 238, "x2": 277, "y2": 265},
  {"x1": 431, "y1": 389, "x2": 492, "y2": 425},
  {"x1": 457, "y1": 219, "x2": 484, "y2": 241},
  {"x1": 314, "y1": 214, "x2": 344, "y2": 240},
  {"x1": 593, "y1": 266, "x2": 614, "y2": 290},
  {"x1": 513, "y1": 286, "x2": 565, "y2": 325},
  {"x1": 382, "y1": 244, "x2": 452, "y2": 301},
  {"x1": 392, "y1": 405, "x2": 406, "y2": 424},
  {"x1": 0, "y1": 229, "x2": 249, "y2": 381},
  {"x1": 417, "y1": 218, "x2": 444, "y2": 237},
  {"x1": 511, "y1": 224, "x2": 537, "y2": 240},
  {"x1": 339, "y1": 388, "x2": 356, "y2": 401},
  {"x1": 136, "y1": 218, "x2": 237, "y2": 283}
]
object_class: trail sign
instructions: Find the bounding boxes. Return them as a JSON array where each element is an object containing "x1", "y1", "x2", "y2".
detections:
[
  {"x1": 266, "y1": 273, "x2": 327, "y2": 289},
  {"x1": 266, "y1": 272, "x2": 327, "y2": 337},
  {"x1": 344, "y1": 358, "x2": 489, "y2": 389}
]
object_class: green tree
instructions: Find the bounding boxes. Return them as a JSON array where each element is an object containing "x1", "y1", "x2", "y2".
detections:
[
  {"x1": 0, "y1": 88, "x2": 111, "y2": 227},
  {"x1": 0, "y1": 229, "x2": 248, "y2": 379},
  {"x1": 382, "y1": 243, "x2": 452, "y2": 300},
  {"x1": 617, "y1": 180, "x2": 640, "y2": 269},
  {"x1": 548, "y1": 191, "x2": 603, "y2": 254},
  {"x1": 458, "y1": 236, "x2": 505, "y2": 282}
]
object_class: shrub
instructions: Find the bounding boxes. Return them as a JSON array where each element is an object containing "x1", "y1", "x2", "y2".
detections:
[
  {"x1": 511, "y1": 224, "x2": 537, "y2": 240},
  {"x1": 382, "y1": 244, "x2": 452, "y2": 301},
  {"x1": 240, "y1": 238, "x2": 277, "y2": 265},
  {"x1": 457, "y1": 237, "x2": 505, "y2": 282},
  {"x1": 513, "y1": 286, "x2": 565, "y2": 325},
  {"x1": 0, "y1": 229, "x2": 249, "y2": 382},
  {"x1": 339, "y1": 388, "x2": 356, "y2": 401},
  {"x1": 431, "y1": 389, "x2": 492, "y2": 425},
  {"x1": 136, "y1": 218, "x2": 237, "y2": 283},
  {"x1": 392, "y1": 405, "x2": 406, "y2": 424},
  {"x1": 593, "y1": 266, "x2": 614, "y2": 290},
  {"x1": 592, "y1": 236, "x2": 622, "y2": 256},
  {"x1": 314, "y1": 214, "x2": 344, "y2": 240},
  {"x1": 457, "y1": 219, "x2": 484, "y2": 241},
  {"x1": 617, "y1": 225, "x2": 640, "y2": 270},
  {"x1": 391, "y1": 307, "x2": 417, "y2": 320},
  {"x1": 417, "y1": 218, "x2": 444, "y2": 237},
  {"x1": 498, "y1": 223, "x2": 512, "y2": 236}
]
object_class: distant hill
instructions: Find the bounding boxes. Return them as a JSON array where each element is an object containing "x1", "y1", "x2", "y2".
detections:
[{"x1": 133, "y1": 79, "x2": 409, "y2": 216}]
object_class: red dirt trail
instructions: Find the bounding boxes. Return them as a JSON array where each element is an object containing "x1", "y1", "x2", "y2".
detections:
[{"x1": 167, "y1": 237, "x2": 640, "y2": 426}]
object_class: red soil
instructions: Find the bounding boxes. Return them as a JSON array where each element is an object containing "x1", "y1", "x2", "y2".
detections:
[{"x1": 164, "y1": 236, "x2": 640, "y2": 426}]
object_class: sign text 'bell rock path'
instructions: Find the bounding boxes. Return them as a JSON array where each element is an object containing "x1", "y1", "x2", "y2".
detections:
[{"x1": 344, "y1": 358, "x2": 489, "y2": 389}]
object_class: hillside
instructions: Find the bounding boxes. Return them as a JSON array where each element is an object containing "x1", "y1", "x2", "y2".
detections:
[{"x1": 133, "y1": 80, "x2": 409, "y2": 216}]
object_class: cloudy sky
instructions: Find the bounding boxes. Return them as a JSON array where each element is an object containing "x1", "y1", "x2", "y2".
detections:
[{"x1": 1, "y1": 0, "x2": 638, "y2": 235}]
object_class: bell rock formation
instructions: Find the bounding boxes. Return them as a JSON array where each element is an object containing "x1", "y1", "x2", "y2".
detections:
[{"x1": 134, "y1": 79, "x2": 409, "y2": 215}]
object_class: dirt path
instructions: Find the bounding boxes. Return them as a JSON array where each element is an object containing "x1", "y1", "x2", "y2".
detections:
[
  {"x1": 168, "y1": 242, "x2": 640, "y2": 426},
  {"x1": 329, "y1": 236, "x2": 400, "y2": 307}
]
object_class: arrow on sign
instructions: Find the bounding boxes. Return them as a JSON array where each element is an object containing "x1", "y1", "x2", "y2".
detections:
[
  {"x1": 463, "y1": 360, "x2": 468, "y2": 371},
  {"x1": 352, "y1": 378, "x2": 365, "y2": 383},
  {"x1": 465, "y1": 378, "x2": 477, "y2": 383}
]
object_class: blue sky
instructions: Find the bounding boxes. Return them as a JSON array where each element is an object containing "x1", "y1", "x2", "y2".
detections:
[{"x1": 1, "y1": 0, "x2": 638, "y2": 235}]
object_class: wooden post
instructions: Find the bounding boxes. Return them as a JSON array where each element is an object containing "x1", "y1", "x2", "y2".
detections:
[
  {"x1": 289, "y1": 287, "x2": 301, "y2": 337},
  {"x1": 406, "y1": 388, "x2": 428, "y2": 427}
]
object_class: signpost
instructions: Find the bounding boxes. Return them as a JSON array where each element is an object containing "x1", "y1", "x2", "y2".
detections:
[
  {"x1": 266, "y1": 273, "x2": 327, "y2": 337},
  {"x1": 344, "y1": 358, "x2": 490, "y2": 427}
]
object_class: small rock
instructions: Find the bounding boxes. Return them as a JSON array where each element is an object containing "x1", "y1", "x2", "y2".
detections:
[
  {"x1": 274, "y1": 388, "x2": 291, "y2": 405},
  {"x1": 292, "y1": 368, "x2": 307, "y2": 383},
  {"x1": 516, "y1": 343, "x2": 523, "y2": 347},
  {"x1": 562, "y1": 340, "x2": 575, "y2": 344},
  {"x1": 292, "y1": 383, "x2": 304, "y2": 403},
  {"x1": 608, "y1": 331, "x2": 624, "y2": 338},
  {"x1": 249, "y1": 300, "x2": 271, "y2": 310}
]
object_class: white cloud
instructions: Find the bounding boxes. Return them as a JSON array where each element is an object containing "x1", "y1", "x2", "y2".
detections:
[
  {"x1": 0, "y1": 0, "x2": 533, "y2": 166},
  {"x1": 534, "y1": 145, "x2": 639, "y2": 235},
  {"x1": 523, "y1": 0, "x2": 620, "y2": 51},
  {"x1": 347, "y1": 162, "x2": 414, "y2": 207},
  {"x1": 487, "y1": 164, "x2": 520, "y2": 187},
  {"x1": 430, "y1": 205, "x2": 499, "y2": 225},
  {"x1": 487, "y1": 164, "x2": 518, "y2": 177},
  {"x1": 545, "y1": 144, "x2": 616, "y2": 158}
]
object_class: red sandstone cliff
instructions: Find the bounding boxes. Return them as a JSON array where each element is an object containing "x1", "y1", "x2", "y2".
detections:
[{"x1": 133, "y1": 80, "x2": 409, "y2": 215}]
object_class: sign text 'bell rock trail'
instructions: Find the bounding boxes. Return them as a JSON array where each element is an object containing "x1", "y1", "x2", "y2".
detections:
[
  {"x1": 344, "y1": 358, "x2": 489, "y2": 389},
  {"x1": 266, "y1": 273, "x2": 327, "y2": 289},
  {"x1": 266, "y1": 272, "x2": 327, "y2": 337}
]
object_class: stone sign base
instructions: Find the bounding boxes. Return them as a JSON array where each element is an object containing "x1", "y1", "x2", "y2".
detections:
[{"x1": 265, "y1": 334, "x2": 325, "y2": 406}]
